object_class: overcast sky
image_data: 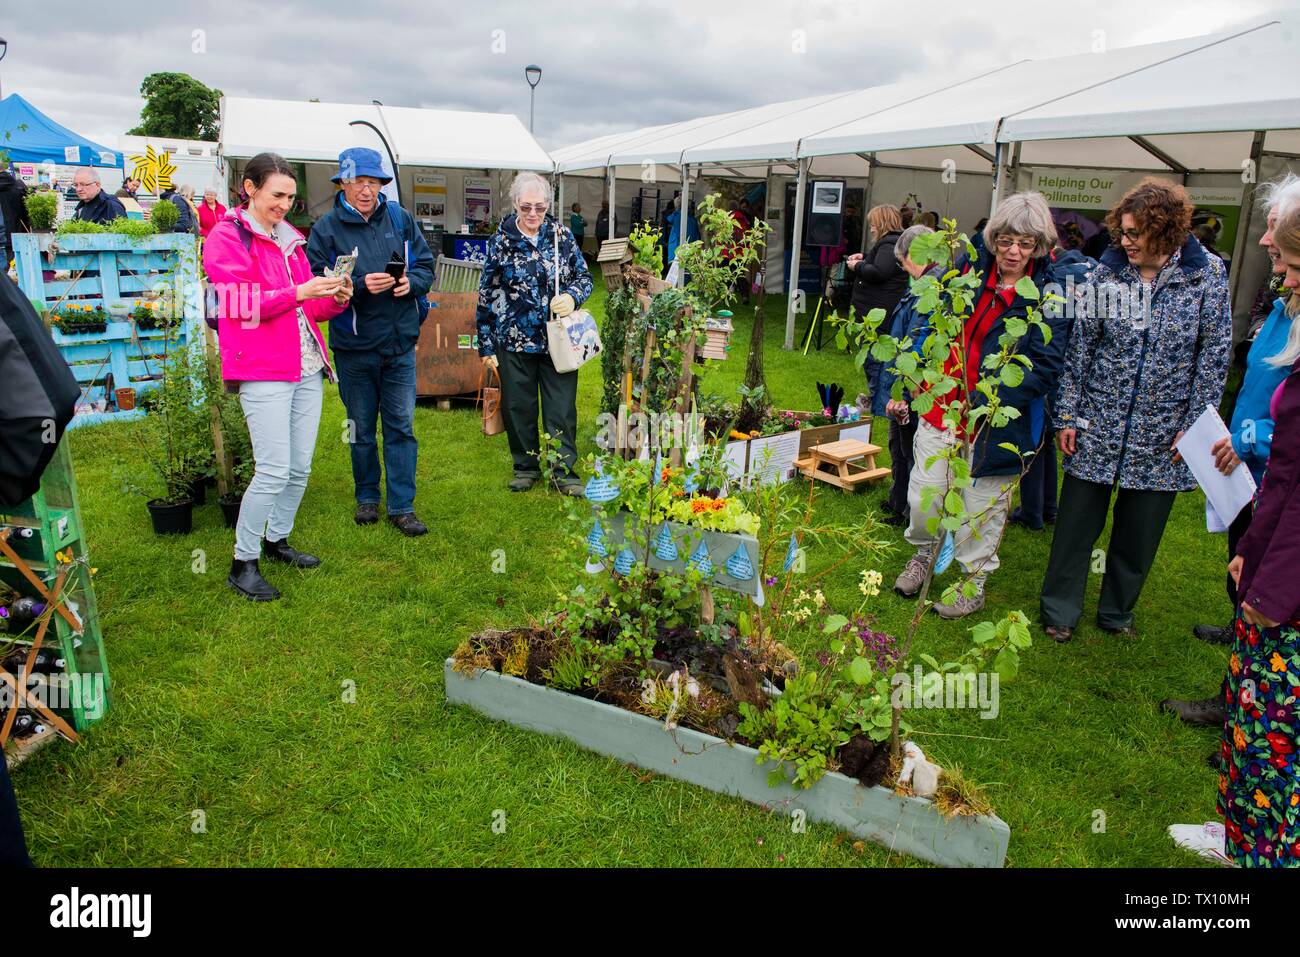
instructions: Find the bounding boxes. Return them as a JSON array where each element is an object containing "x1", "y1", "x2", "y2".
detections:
[{"x1": 2, "y1": 0, "x2": 1295, "y2": 151}]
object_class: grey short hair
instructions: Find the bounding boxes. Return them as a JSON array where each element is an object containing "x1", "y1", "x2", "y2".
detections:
[
  {"x1": 179, "y1": 184, "x2": 194, "y2": 200},
  {"x1": 895, "y1": 224, "x2": 934, "y2": 262},
  {"x1": 509, "y1": 172, "x2": 551, "y2": 208},
  {"x1": 1259, "y1": 171, "x2": 1300, "y2": 222},
  {"x1": 73, "y1": 167, "x2": 101, "y2": 184},
  {"x1": 984, "y1": 191, "x2": 1057, "y2": 257}
]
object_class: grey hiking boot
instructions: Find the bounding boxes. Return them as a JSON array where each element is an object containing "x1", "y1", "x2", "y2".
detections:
[
  {"x1": 894, "y1": 548, "x2": 933, "y2": 597},
  {"x1": 933, "y1": 577, "x2": 986, "y2": 620}
]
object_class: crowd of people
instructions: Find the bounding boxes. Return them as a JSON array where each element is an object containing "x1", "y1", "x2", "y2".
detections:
[
  {"x1": 855, "y1": 176, "x2": 1300, "y2": 868},
  {"x1": 5, "y1": 142, "x2": 1295, "y2": 869}
]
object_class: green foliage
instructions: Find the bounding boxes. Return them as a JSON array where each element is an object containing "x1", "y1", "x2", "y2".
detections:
[
  {"x1": 600, "y1": 287, "x2": 639, "y2": 416},
  {"x1": 55, "y1": 219, "x2": 106, "y2": 237},
  {"x1": 627, "y1": 222, "x2": 664, "y2": 274},
  {"x1": 544, "y1": 639, "x2": 599, "y2": 692},
  {"x1": 105, "y1": 217, "x2": 160, "y2": 240},
  {"x1": 127, "y1": 72, "x2": 222, "y2": 141},
  {"x1": 632, "y1": 287, "x2": 703, "y2": 414},
  {"x1": 25, "y1": 190, "x2": 59, "y2": 230},
  {"x1": 149, "y1": 200, "x2": 180, "y2": 232},
  {"x1": 675, "y1": 194, "x2": 771, "y2": 318}
]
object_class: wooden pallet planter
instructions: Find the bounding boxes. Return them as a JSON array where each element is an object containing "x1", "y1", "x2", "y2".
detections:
[
  {"x1": 12, "y1": 233, "x2": 202, "y2": 429},
  {"x1": 444, "y1": 660, "x2": 1010, "y2": 867},
  {"x1": 797, "y1": 439, "x2": 891, "y2": 491},
  {"x1": 1, "y1": 439, "x2": 110, "y2": 747}
]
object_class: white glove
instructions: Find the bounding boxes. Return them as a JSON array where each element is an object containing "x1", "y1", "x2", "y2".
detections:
[{"x1": 550, "y1": 293, "x2": 575, "y2": 317}]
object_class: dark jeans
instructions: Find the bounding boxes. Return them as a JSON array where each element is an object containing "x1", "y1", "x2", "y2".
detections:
[
  {"x1": 1039, "y1": 474, "x2": 1177, "y2": 630},
  {"x1": 886, "y1": 415, "x2": 917, "y2": 516},
  {"x1": 333, "y1": 347, "x2": 418, "y2": 515},
  {"x1": 498, "y1": 349, "x2": 578, "y2": 479},
  {"x1": 0, "y1": 752, "x2": 32, "y2": 867},
  {"x1": 1017, "y1": 441, "x2": 1059, "y2": 527}
]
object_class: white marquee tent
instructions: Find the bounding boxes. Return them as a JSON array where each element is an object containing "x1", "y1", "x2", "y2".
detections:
[
  {"x1": 219, "y1": 96, "x2": 552, "y2": 235},
  {"x1": 552, "y1": 18, "x2": 1300, "y2": 345}
]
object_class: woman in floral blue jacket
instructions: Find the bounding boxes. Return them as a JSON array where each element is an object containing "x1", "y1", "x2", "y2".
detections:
[
  {"x1": 476, "y1": 172, "x2": 593, "y2": 494},
  {"x1": 1040, "y1": 178, "x2": 1231, "y2": 641}
]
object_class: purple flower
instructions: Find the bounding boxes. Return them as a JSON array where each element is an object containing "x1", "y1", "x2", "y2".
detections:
[{"x1": 765, "y1": 576, "x2": 778, "y2": 587}]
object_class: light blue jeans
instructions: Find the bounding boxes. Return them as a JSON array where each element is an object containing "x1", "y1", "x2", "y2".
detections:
[{"x1": 234, "y1": 373, "x2": 324, "y2": 561}]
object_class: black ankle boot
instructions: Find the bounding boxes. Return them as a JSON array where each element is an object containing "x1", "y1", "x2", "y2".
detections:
[
  {"x1": 262, "y1": 538, "x2": 321, "y2": 568},
  {"x1": 229, "y1": 559, "x2": 281, "y2": 601}
]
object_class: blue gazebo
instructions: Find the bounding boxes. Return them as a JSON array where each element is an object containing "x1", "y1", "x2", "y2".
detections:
[{"x1": 0, "y1": 93, "x2": 123, "y2": 168}]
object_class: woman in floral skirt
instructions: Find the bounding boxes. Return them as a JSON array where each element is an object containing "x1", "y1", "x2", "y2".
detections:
[{"x1": 1218, "y1": 204, "x2": 1300, "y2": 868}]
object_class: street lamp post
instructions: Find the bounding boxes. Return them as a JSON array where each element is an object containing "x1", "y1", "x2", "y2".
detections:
[
  {"x1": 524, "y1": 64, "x2": 542, "y2": 133},
  {"x1": 0, "y1": 38, "x2": 8, "y2": 100}
]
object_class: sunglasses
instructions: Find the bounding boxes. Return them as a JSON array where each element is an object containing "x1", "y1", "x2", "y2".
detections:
[{"x1": 518, "y1": 203, "x2": 549, "y2": 215}]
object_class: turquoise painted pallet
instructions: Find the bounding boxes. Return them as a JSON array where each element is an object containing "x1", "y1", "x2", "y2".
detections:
[{"x1": 12, "y1": 233, "x2": 203, "y2": 429}]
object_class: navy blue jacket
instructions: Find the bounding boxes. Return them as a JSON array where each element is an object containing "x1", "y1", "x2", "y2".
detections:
[
  {"x1": 306, "y1": 194, "x2": 435, "y2": 356},
  {"x1": 965, "y1": 248, "x2": 1069, "y2": 478},
  {"x1": 73, "y1": 191, "x2": 125, "y2": 225},
  {"x1": 158, "y1": 190, "x2": 197, "y2": 235},
  {"x1": 873, "y1": 264, "x2": 941, "y2": 415}
]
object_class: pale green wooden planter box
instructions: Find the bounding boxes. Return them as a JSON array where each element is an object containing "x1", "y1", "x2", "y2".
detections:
[{"x1": 444, "y1": 659, "x2": 1010, "y2": 867}]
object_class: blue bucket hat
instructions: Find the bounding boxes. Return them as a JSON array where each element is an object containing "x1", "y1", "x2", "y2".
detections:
[{"x1": 332, "y1": 147, "x2": 393, "y2": 185}]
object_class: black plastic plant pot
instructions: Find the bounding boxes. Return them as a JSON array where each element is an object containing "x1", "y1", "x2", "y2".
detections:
[
  {"x1": 146, "y1": 498, "x2": 194, "y2": 535},
  {"x1": 218, "y1": 494, "x2": 242, "y2": 529}
]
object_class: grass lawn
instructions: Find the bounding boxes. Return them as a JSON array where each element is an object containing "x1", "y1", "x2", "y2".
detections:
[{"x1": 13, "y1": 281, "x2": 1230, "y2": 867}]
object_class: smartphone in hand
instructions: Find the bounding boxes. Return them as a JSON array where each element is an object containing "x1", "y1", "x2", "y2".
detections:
[{"x1": 385, "y1": 253, "x2": 406, "y2": 280}]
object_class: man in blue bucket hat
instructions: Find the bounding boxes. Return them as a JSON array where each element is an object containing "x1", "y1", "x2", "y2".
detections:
[{"x1": 307, "y1": 147, "x2": 435, "y2": 536}]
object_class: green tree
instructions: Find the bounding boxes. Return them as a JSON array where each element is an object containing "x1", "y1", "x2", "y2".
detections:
[{"x1": 127, "y1": 73, "x2": 222, "y2": 141}]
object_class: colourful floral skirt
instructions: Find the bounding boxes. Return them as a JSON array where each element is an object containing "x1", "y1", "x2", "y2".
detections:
[{"x1": 1217, "y1": 609, "x2": 1300, "y2": 867}]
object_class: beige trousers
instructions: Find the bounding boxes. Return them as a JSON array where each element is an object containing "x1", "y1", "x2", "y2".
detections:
[{"x1": 903, "y1": 418, "x2": 1015, "y2": 575}]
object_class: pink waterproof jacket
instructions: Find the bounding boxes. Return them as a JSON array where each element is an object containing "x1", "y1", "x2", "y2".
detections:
[{"x1": 203, "y1": 208, "x2": 343, "y2": 382}]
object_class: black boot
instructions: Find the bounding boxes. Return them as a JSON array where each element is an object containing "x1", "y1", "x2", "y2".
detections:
[
  {"x1": 1160, "y1": 696, "x2": 1227, "y2": 727},
  {"x1": 229, "y1": 559, "x2": 281, "y2": 601},
  {"x1": 262, "y1": 538, "x2": 321, "y2": 568}
]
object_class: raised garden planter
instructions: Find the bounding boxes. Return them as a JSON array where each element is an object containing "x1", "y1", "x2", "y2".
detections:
[{"x1": 444, "y1": 659, "x2": 1010, "y2": 868}]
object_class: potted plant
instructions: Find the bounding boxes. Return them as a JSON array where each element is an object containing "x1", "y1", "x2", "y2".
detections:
[
  {"x1": 148, "y1": 199, "x2": 180, "y2": 233},
  {"x1": 51, "y1": 304, "x2": 108, "y2": 336},
  {"x1": 24, "y1": 190, "x2": 59, "y2": 236}
]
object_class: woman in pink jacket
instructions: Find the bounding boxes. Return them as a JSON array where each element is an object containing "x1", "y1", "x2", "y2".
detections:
[{"x1": 203, "y1": 152, "x2": 352, "y2": 601}]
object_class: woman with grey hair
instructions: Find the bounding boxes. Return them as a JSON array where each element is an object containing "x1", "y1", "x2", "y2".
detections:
[
  {"x1": 893, "y1": 191, "x2": 1067, "y2": 620},
  {"x1": 476, "y1": 171, "x2": 593, "y2": 494},
  {"x1": 1042, "y1": 177, "x2": 1231, "y2": 642}
]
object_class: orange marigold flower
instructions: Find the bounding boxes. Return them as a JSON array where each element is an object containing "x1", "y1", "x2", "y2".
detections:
[
  {"x1": 690, "y1": 499, "x2": 711, "y2": 514},
  {"x1": 1233, "y1": 724, "x2": 1248, "y2": 751}
]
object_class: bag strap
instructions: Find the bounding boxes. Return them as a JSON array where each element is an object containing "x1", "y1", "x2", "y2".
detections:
[
  {"x1": 553, "y1": 217, "x2": 561, "y2": 305},
  {"x1": 476, "y1": 363, "x2": 501, "y2": 407}
]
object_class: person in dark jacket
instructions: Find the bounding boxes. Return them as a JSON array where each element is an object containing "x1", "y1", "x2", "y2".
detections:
[
  {"x1": 893, "y1": 192, "x2": 1067, "y2": 619},
  {"x1": 853, "y1": 205, "x2": 908, "y2": 409},
  {"x1": 0, "y1": 168, "x2": 29, "y2": 265},
  {"x1": 159, "y1": 186, "x2": 197, "y2": 235},
  {"x1": 1010, "y1": 245, "x2": 1097, "y2": 531},
  {"x1": 874, "y1": 224, "x2": 934, "y2": 526},
  {"x1": 477, "y1": 172, "x2": 593, "y2": 494},
  {"x1": 306, "y1": 148, "x2": 435, "y2": 536},
  {"x1": 1041, "y1": 179, "x2": 1231, "y2": 642},
  {"x1": 1212, "y1": 200, "x2": 1300, "y2": 868},
  {"x1": 71, "y1": 168, "x2": 125, "y2": 225}
]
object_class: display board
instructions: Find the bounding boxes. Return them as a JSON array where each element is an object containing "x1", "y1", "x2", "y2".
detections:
[{"x1": 414, "y1": 291, "x2": 482, "y2": 397}]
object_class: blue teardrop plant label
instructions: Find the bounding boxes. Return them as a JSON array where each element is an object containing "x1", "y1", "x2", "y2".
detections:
[
  {"x1": 614, "y1": 547, "x2": 637, "y2": 576},
  {"x1": 725, "y1": 543, "x2": 755, "y2": 581},
  {"x1": 587, "y1": 521, "x2": 608, "y2": 557},
  {"x1": 584, "y1": 475, "x2": 620, "y2": 503},
  {"x1": 783, "y1": 533, "x2": 799, "y2": 572},
  {"x1": 653, "y1": 523, "x2": 679, "y2": 562},
  {"x1": 688, "y1": 539, "x2": 713, "y2": 576}
]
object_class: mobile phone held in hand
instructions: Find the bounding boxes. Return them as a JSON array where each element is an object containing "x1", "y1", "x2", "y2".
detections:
[{"x1": 385, "y1": 253, "x2": 406, "y2": 280}]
